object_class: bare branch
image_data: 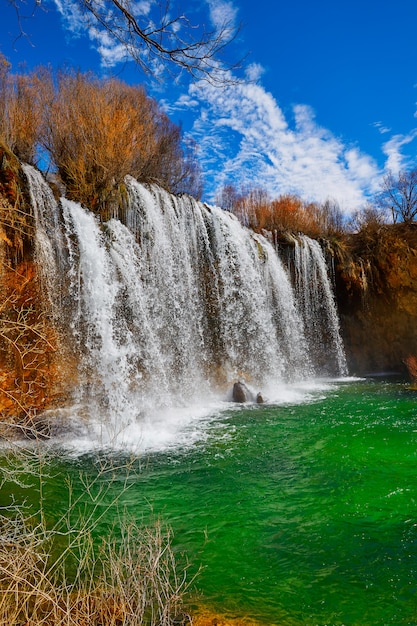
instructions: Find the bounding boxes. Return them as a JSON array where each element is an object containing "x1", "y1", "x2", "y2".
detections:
[
  {"x1": 7, "y1": 0, "x2": 44, "y2": 48},
  {"x1": 376, "y1": 169, "x2": 417, "y2": 223},
  {"x1": 9, "y1": 0, "x2": 243, "y2": 85}
]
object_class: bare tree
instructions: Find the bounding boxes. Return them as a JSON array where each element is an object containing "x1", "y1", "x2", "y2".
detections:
[
  {"x1": 349, "y1": 203, "x2": 387, "y2": 233},
  {"x1": 377, "y1": 169, "x2": 417, "y2": 223},
  {"x1": 7, "y1": 0, "x2": 242, "y2": 84},
  {"x1": 215, "y1": 184, "x2": 241, "y2": 212}
]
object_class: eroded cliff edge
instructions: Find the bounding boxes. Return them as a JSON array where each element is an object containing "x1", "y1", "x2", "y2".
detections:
[
  {"x1": 334, "y1": 223, "x2": 417, "y2": 376},
  {"x1": 0, "y1": 146, "x2": 68, "y2": 431}
]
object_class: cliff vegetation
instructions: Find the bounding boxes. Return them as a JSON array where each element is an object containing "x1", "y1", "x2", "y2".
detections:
[{"x1": 335, "y1": 221, "x2": 417, "y2": 376}]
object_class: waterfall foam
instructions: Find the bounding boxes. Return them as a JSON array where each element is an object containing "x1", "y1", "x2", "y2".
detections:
[{"x1": 24, "y1": 166, "x2": 348, "y2": 448}]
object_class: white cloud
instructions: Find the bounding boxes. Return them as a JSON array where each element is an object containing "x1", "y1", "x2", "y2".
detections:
[
  {"x1": 206, "y1": 0, "x2": 238, "y2": 32},
  {"x1": 372, "y1": 121, "x2": 391, "y2": 134},
  {"x1": 51, "y1": 0, "x2": 156, "y2": 67},
  {"x1": 50, "y1": 0, "x2": 401, "y2": 211},
  {"x1": 50, "y1": 0, "x2": 240, "y2": 73},
  {"x1": 131, "y1": 1, "x2": 153, "y2": 18},
  {"x1": 382, "y1": 130, "x2": 417, "y2": 174},
  {"x1": 88, "y1": 26, "x2": 129, "y2": 66},
  {"x1": 166, "y1": 94, "x2": 200, "y2": 112},
  {"x1": 52, "y1": 0, "x2": 85, "y2": 33},
  {"x1": 183, "y1": 79, "x2": 382, "y2": 212},
  {"x1": 245, "y1": 62, "x2": 265, "y2": 83}
]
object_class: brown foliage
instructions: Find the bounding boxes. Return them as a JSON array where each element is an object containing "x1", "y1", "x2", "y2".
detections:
[
  {"x1": 0, "y1": 62, "x2": 203, "y2": 212},
  {"x1": 218, "y1": 184, "x2": 346, "y2": 238},
  {"x1": 0, "y1": 259, "x2": 60, "y2": 426},
  {"x1": 349, "y1": 204, "x2": 388, "y2": 234},
  {"x1": 43, "y1": 72, "x2": 155, "y2": 209},
  {"x1": 42, "y1": 71, "x2": 199, "y2": 211},
  {"x1": 0, "y1": 143, "x2": 35, "y2": 260},
  {"x1": 0, "y1": 58, "x2": 44, "y2": 165},
  {"x1": 0, "y1": 146, "x2": 62, "y2": 426}
]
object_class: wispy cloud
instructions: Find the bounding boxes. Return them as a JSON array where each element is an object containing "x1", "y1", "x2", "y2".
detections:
[
  {"x1": 382, "y1": 130, "x2": 417, "y2": 174},
  {"x1": 51, "y1": 0, "x2": 154, "y2": 67},
  {"x1": 52, "y1": 0, "x2": 85, "y2": 33},
  {"x1": 372, "y1": 121, "x2": 391, "y2": 135},
  {"x1": 245, "y1": 62, "x2": 265, "y2": 82},
  {"x1": 52, "y1": 0, "x2": 411, "y2": 211},
  {"x1": 88, "y1": 26, "x2": 129, "y2": 66},
  {"x1": 52, "y1": 0, "x2": 240, "y2": 69},
  {"x1": 206, "y1": 0, "x2": 238, "y2": 33},
  {"x1": 179, "y1": 79, "x2": 381, "y2": 212}
]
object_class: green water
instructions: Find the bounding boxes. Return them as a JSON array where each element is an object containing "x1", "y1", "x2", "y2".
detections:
[{"x1": 3, "y1": 378, "x2": 417, "y2": 625}]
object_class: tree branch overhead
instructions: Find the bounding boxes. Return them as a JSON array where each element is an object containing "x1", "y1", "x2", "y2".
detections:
[{"x1": 8, "y1": 0, "x2": 243, "y2": 84}]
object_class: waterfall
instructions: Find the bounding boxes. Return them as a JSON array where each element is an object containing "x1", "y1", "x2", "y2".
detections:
[
  {"x1": 23, "y1": 166, "x2": 348, "y2": 445},
  {"x1": 22, "y1": 164, "x2": 64, "y2": 316},
  {"x1": 285, "y1": 234, "x2": 348, "y2": 376}
]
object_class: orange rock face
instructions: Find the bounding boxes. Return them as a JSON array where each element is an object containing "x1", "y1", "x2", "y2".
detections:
[
  {"x1": 335, "y1": 224, "x2": 417, "y2": 376},
  {"x1": 0, "y1": 146, "x2": 67, "y2": 430},
  {"x1": 0, "y1": 257, "x2": 64, "y2": 423}
]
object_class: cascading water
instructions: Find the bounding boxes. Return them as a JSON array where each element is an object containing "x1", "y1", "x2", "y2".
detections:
[
  {"x1": 285, "y1": 234, "x2": 348, "y2": 376},
  {"x1": 22, "y1": 164, "x2": 65, "y2": 315},
  {"x1": 24, "y1": 166, "x2": 348, "y2": 448}
]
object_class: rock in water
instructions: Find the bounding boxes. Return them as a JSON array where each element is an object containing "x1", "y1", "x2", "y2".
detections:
[{"x1": 232, "y1": 381, "x2": 250, "y2": 402}]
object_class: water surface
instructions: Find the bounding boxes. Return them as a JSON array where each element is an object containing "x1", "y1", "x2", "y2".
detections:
[{"x1": 3, "y1": 378, "x2": 417, "y2": 625}]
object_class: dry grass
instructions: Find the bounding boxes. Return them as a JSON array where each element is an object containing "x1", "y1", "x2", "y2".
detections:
[
  {"x1": 0, "y1": 515, "x2": 191, "y2": 625},
  {"x1": 0, "y1": 453, "x2": 194, "y2": 625}
]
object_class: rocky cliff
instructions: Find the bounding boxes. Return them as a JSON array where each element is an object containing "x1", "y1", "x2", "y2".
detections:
[
  {"x1": 0, "y1": 146, "x2": 66, "y2": 432},
  {"x1": 334, "y1": 223, "x2": 417, "y2": 377}
]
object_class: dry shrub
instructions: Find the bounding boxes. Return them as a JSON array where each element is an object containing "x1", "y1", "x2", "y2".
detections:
[
  {"x1": 0, "y1": 60, "x2": 202, "y2": 210},
  {"x1": 43, "y1": 72, "x2": 156, "y2": 209},
  {"x1": 218, "y1": 185, "x2": 346, "y2": 238},
  {"x1": 0, "y1": 146, "x2": 66, "y2": 428},
  {"x1": 0, "y1": 60, "x2": 44, "y2": 165},
  {"x1": 42, "y1": 70, "x2": 202, "y2": 212},
  {"x1": 0, "y1": 245, "x2": 59, "y2": 426},
  {"x1": 0, "y1": 143, "x2": 35, "y2": 257},
  {"x1": 349, "y1": 204, "x2": 388, "y2": 234},
  {"x1": 0, "y1": 455, "x2": 193, "y2": 625},
  {"x1": 0, "y1": 153, "x2": 58, "y2": 424},
  {"x1": 0, "y1": 182, "x2": 33, "y2": 258}
]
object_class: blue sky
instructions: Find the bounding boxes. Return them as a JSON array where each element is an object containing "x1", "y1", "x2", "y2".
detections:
[{"x1": 2, "y1": 0, "x2": 417, "y2": 212}]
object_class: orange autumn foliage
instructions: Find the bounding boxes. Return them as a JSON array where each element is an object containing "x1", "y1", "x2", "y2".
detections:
[
  {"x1": 0, "y1": 60, "x2": 45, "y2": 165},
  {"x1": 42, "y1": 70, "x2": 202, "y2": 211},
  {"x1": 0, "y1": 61, "x2": 202, "y2": 213},
  {"x1": 218, "y1": 184, "x2": 345, "y2": 237}
]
